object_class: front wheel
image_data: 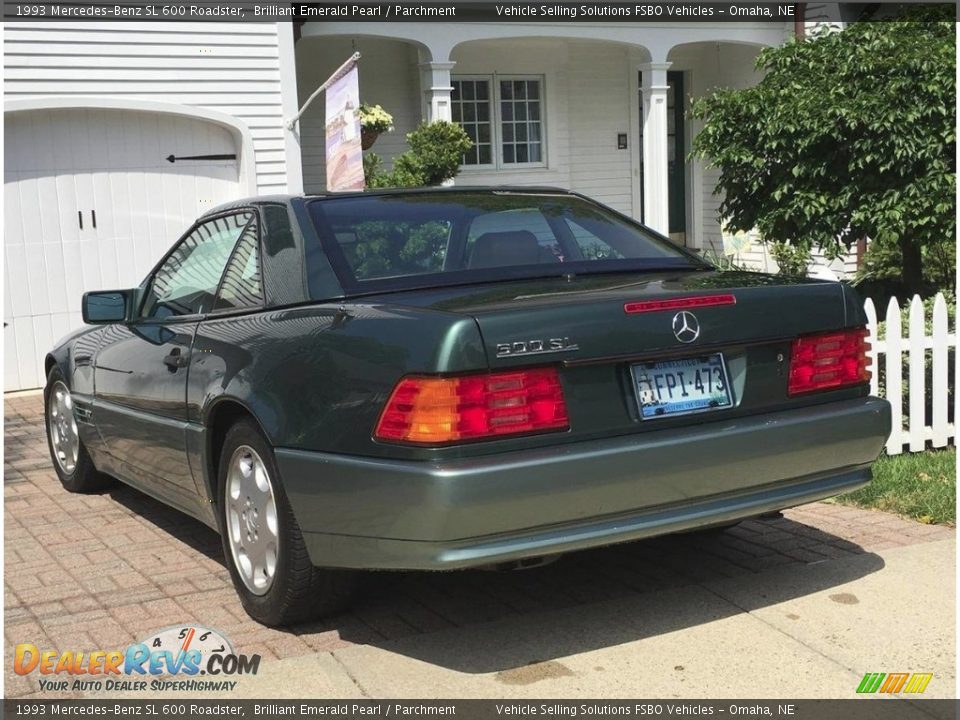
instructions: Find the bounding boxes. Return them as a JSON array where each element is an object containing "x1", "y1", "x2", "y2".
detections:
[
  {"x1": 217, "y1": 419, "x2": 358, "y2": 626},
  {"x1": 44, "y1": 367, "x2": 113, "y2": 493}
]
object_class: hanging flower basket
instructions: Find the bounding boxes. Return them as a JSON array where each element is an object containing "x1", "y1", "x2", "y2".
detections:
[
  {"x1": 358, "y1": 103, "x2": 394, "y2": 151},
  {"x1": 361, "y1": 128, "x2": 381, "y2": 151}
]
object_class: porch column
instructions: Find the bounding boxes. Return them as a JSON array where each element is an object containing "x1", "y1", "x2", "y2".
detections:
[
  {"x1": 640, "y1": 62, "x2": 671, "y2": 235},
  {"x1": 419, "y1": 60, "x2": 456, "y2": 122}
]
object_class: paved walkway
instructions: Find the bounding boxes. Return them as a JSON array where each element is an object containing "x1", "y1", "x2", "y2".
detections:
[{"x1": 4, "y1": 392, "x2": 955, "y2": 699}]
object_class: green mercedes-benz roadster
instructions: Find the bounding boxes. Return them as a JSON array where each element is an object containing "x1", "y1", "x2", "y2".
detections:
[{"x1": 45, "y1": 188, "x2": 890, "y2": 626}]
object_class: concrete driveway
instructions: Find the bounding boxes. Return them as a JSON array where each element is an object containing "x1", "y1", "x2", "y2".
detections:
[{"x1": 4, "y1": 392, "x2": 955, "y2": 699}]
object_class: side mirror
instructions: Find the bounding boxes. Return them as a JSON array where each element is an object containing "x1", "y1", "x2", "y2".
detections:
[{"x1": 82, "y1": 290, "x2": 134, "y2": 325}]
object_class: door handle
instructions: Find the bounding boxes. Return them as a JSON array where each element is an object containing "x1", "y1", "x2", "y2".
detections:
[{"x1": 162, "y1": 348, "x2": 189, "y2": 372}]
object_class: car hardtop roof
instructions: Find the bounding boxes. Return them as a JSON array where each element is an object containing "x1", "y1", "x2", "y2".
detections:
[{"x1": 201, "y1": 186, "x2": 575, "y2": 218}]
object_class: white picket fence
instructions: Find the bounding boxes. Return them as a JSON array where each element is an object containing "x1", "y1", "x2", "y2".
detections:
[{"x1": 864, "y1": 292, "x2": 956, "y2": 455}]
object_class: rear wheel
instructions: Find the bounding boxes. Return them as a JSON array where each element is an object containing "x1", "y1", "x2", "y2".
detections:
[
  {"x1": 217, "y1": 419, "x2": 358, "y2": 626},
  {"x1": 44, "y1": 367, "x2": 112, "y2": 493}
]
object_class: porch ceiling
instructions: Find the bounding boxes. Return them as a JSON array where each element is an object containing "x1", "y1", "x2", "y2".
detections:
[{"x1": 298, "y1": 21, "x2": 789, "y2": 63}]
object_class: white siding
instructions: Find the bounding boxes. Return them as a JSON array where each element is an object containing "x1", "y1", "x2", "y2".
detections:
[
  {"x1": 4, "y1": 21, "x2": 291, "y2": 194},
  {"x1": 564, "y1": 44, "x2": 633, "y2": 215}
]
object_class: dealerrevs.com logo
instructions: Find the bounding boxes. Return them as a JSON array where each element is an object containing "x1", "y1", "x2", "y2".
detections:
[{"x1": 14, "y1": 625, "x2": 260, "y2": 693}]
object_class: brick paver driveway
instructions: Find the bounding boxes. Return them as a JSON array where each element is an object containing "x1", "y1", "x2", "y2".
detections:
[{"x1": 4, "y1": 391, "x2": 954, "y2": 698}]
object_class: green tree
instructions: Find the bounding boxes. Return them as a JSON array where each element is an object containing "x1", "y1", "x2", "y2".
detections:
[
  {"x1": 691, "y1": 6, "x2": 955, "y2": 296},
  {"x1": 366, "y1": 121, "x2": 473, "y2": 188}
]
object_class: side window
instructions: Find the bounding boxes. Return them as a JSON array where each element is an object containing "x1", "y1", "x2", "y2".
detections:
[
  {"x1": 214, "y1": 217, "x2": 262, "y2": 311},
  {"x1": 141, "y1": 212, "x2": 253, "y2": 320}
]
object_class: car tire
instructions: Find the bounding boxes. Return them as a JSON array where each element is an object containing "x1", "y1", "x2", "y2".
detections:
[
  {"x1": 217, "y1": 419, "x2": 358, "y2": 627},
  {"x1": 44, "y1": 367, "x2": 113, "y2": 494}
]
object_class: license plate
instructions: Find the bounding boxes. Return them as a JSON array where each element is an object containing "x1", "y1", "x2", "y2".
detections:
[{"x1": 630, "y1": 353, "x2": 732, "y2": 420}]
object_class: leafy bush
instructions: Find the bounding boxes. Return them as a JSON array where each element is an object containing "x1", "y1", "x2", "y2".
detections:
[
  {"x1": 367, "y1": 121, "x2": 473, "y2": 189},
  {"x1": 769, "y1": 241, "x2": 812, "y2": 276}
]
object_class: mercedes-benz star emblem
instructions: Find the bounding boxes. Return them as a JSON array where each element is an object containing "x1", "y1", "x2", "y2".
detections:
[{"x1": 672, "y1": 311, "x2": 700, "y2": 344}]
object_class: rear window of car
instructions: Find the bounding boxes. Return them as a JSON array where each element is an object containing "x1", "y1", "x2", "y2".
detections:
[{"x1": 307, "y1": 191, "x2": 703, "y2": 293}]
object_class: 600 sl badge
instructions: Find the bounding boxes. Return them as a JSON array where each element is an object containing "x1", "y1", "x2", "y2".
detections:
[{"x1": 496, "y1": 337, "x2": 580, "y2": 357}]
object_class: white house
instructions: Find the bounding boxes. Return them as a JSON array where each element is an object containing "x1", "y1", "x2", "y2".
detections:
[{"x1": 5, "y1": 18, "x2": 815, "y2": 390}]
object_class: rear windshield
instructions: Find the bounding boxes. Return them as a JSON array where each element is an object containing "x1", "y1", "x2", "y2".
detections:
[{"x1": 307, "y1": 191, "x2": 704, "y2": 294}]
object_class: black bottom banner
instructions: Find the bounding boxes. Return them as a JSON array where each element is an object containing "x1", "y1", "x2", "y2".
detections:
[{"x1": 2, "y1": 699, "x2": 957, "y2": 720}]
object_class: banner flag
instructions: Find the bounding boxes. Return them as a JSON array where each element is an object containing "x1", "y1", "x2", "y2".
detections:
[{"x1": 325, "y1": 61, "x2": 364, "y2": 191}]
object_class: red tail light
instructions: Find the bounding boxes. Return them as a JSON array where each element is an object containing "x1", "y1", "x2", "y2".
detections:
[
  {"x1": 375, "y1": 368, "x2": 569, "y2": 444},
  {"x1": 788, "y1": 328, "x2": 870, "y2": 396}
]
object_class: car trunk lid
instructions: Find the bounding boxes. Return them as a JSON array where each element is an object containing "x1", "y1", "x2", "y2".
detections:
[{"x1": 365, "y1": 270, "x2": 847, "y2": 366}]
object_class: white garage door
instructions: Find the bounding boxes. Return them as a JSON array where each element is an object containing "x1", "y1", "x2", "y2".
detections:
[{"x1": 4, "y1": 107, "x2": 242, "y2": 390}]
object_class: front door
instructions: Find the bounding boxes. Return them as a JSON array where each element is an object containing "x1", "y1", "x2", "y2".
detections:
[
  {"x1": 94, "y1": 210, "x2": 256, "y2": 500},
  {"x1": 639, "y1": 71, "x2": 687, "y2": 245}
]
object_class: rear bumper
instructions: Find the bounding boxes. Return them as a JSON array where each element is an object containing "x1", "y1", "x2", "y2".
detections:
[{"x1": 276, "y1": 396, "x2": 890, "y2": 570}]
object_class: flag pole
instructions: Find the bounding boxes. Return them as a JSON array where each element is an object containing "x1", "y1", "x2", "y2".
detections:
[{"x1": 285, "y1": 52, "x2": 361, "y2": 131}]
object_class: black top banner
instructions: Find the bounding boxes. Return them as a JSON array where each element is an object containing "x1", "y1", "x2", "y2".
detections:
[{"x1": 3, "y1": 0, "x2": 953, "y2": 22}]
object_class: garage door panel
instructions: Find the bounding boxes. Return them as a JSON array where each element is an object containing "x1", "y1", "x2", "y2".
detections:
[
  {"x1": 106, "y1": 172, "x2": 132, "y2": 240},
  {"x1": 54, "y1": 173, "x2": 80, "y2": 245},
  {"x1": 47, "y1": 110, "x2": 76, "y2": 172},
  {"x1": 86, "y1": 109, "x2": 112, "y2": 169},
  {"x1": 161, "y1": 170, "x2": 186, "y2": 241},
  {"x1": 79, "y1": 238, "x2": 103, "y2": 298},
  {"x1": 5, "y1": 325, "x2": 22, "y2": 391},
  {"x1": 74, "y1": 171, "x2": 96, "y2": 242},
  {"x1": 177, "y1": 172, "x2": 199, "y2": 231},
  {"x1": 4, "y1": 257, "x2": 14, "y2": 322},
  {"x1": 138, "y1": 113, "x2": 163, "y2": 170},
  {"x1": 42, "y1": 242, "x2": 70, "y2": 315},
  {"x1": 69, "y1": 110, "x2": 96, "y2": 173},
  {"x1": 18, "y1": 174, "x2": 43, "y2": 246},
  {"x1": 126, "y1": 171, "x2": 154, "y2": 280},
  {"x1": 5, "y1": 244, "x2": 31, "y2": 319},
  {"x1": 35, "y1": 174, "x2": 61, "y2": 245},
  {"x1": 91, "y1": 169, "x2": 113, "y2": 241},
  {"x1": 12, "y1": 317, "x2": 39, "y2": 391},
  {"x1": 5, "y1": 106, "x2": 241, "y2": 389},
  {"x1": 4, "y1": 115, "x2": 30, "y2": 175},
  {"x1": 5, "y1": 174, "x2": 25, "y2": 247},
  {"x1": 97, "y1": 237, "x2": 121, "y2": 290},
  {"x1": 25, "y1": 246, "x2": 51, "y2": 318},
  {"x1": 59, "y1": 241, "x2": 86, "y2": 317}
]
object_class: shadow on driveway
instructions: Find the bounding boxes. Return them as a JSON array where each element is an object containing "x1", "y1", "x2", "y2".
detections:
[{"x1": 110, "y1": 479, "x2": 885, "y2": 674}]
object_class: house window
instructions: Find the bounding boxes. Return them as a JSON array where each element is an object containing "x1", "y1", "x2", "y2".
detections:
[
  {"x1": 451, "y1": 79, "x2": 493, "y2": 166},
  {"x1": 451, "y1": 76, "x2": 545, "y2": 168}
]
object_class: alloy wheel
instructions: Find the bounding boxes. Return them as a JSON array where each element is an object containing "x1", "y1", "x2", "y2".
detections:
[
  {"x1": 225, "y1": 445, "x2": 279, "y2": 595},
  {"x1": 48, "y1": 381, "x2": 79, "y2": 474}
]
